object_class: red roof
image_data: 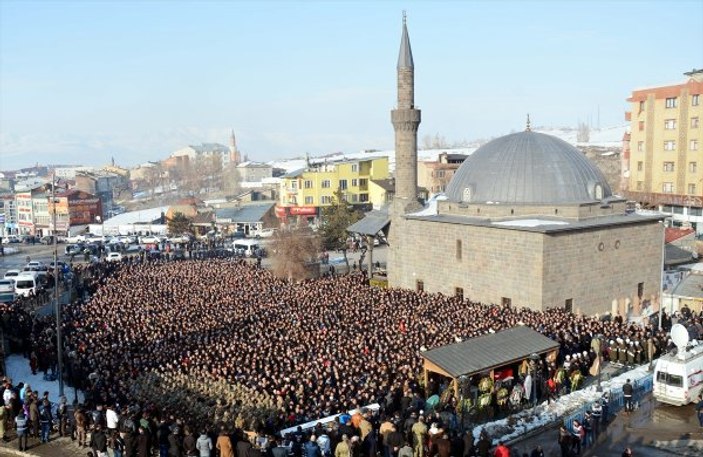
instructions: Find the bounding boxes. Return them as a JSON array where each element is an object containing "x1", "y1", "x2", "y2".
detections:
[{"x1": 665, "y1": 227, "x2": 695, "y2": 244}]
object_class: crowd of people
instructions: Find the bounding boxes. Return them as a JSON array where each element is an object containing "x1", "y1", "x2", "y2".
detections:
[{"x1": 0, "y1": 255, "x2": 699, "y2": 456}]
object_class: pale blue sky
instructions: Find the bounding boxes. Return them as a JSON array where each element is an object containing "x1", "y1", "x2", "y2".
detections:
[{"x1": 1, "y1": 0, "x2": 702, "y2": 170}]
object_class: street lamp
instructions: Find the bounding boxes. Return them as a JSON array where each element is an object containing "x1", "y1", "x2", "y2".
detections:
[
  {"x1": 529, "y1": 352, "x2": 540, "y2": 409},
  {"x1": 51, "y1": 171, "x2": 64, "y2": 397}
]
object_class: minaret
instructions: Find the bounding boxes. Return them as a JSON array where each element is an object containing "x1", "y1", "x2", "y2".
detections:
[
  {"x1": 391, "y1": 12, "x2": 421, "y2": 210},
  {"x1": 229, "y1": 129, "x2": 241, "y2": 164}
]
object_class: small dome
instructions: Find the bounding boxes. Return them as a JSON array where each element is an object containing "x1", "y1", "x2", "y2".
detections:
[{"x1": 445, "y1": 131, "x2": 612, "y2": 204}]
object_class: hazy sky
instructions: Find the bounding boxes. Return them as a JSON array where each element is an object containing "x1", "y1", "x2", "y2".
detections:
[{"x1": 1, "y1": 0, "x2": 702, "y2": 170}]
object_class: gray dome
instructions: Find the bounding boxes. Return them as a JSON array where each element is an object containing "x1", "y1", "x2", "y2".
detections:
[{"x1": 445, "y1": 131, "x2": 612, "y2": 204}]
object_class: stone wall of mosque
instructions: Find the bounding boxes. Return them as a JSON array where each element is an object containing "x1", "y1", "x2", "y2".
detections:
[{"x1": 387, "y1": 216, "x2": 663, "y2": 316}]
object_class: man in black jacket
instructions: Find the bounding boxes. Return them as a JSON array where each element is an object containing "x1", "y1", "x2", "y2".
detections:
[
  {"x1": 623, "y1": 379, "x2": 634, "y2": 412},
  {"x1": 90, "y1": 423, "x2": 109, "y2": 457}
]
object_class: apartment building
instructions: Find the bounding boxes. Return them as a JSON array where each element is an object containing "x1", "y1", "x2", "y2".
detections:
[
  {"x1": 626, "y1": 69, "x2": 703, "y2": 232},
  {"x1": 276, "y1": 157, "x2": 389, "y2": 221}
]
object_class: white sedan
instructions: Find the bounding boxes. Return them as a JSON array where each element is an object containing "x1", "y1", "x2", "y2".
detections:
[{"x1": 106, "y1": 252, "x2": 123, "y2": 262}]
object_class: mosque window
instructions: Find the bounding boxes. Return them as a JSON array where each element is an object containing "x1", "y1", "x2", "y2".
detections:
[
  {"x1": 565, "y1": 299, "x2": 573, "y2": 313},
  {"x1": 462, "y1": 187, "x2": 472, "y2": 202},
  {"x1": 501, "y1": 297, "x2": 512, "y2": 307},
  {"x1": 637, "y1": 282, "x2": 644, "y2": 299},
  {"x1": 456, "y1": 240, "x2": 462, "y2": 260},
  {"x1": 594, "y1": 184, "x2": 603, "y2": 200},
  {"x1": 455, "y1": 288, "x2": 464, "y2": 300},
  {"x1": 416, "y1": 280, "x2": 424, "y2": 292}
]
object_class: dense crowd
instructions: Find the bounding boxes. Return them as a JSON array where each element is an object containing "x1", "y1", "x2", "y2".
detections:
[{"x1": 2, "y1": 256, "x2": 700, "y2": 456}]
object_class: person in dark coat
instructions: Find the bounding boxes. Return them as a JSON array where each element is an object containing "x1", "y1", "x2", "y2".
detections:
[
  {"x1": 169, "y1": 426, "x2": 184, "y2": 457},
  {"x1": 183, "y1": 426, "x2": 197, "y2": 456},
  {"x1": 236, "y1": 435, "x2": 253, "y2": 457},
  {"x1": 362, "y1": 429, "x2": 378, "y2": 457},
  {"x1": 137, "y1": 426, "x2": 152, "y2": 457},
  {"x1": 90, "y1": 424, "x2": 109, "y2": 456}
]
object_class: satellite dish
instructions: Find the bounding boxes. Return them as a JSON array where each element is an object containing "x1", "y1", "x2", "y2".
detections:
[{"x1": 671, "y1": 324, "x2": 690, "y2": 353}]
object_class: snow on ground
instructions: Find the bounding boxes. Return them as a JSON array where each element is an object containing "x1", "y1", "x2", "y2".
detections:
[
  {"x1": 5, "y1": 354, "x2": 84, "y2": 404},
  {"x1": 473, "y1": 363, "x2": 651, "y2": 444},
  {"x1": 534, "y1": 124, "x2": 627, "y2": 148},
  {"x1": 409, "y1": 194, "x2": 448, "y2": 217}
]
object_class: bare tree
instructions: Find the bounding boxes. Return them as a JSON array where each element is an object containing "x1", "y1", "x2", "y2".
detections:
[
  {"x1": 270, "y1": 223, "x2": 321, "y2": 281},
  {"x1": 577, "y1": 121, "x2": 590, "y2": 143},
  {"x1": 222, "y1": 162, "x2": 241, "y2": 196},
  {"x1": 421, "y1": 132, "x2": 450, "y2": 149}
]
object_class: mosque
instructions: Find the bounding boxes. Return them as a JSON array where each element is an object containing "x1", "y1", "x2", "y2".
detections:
[{"x1": 380, "y1": 17, "x2": 664, "y2": 316}]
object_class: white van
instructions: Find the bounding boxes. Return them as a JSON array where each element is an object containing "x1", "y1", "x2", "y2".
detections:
[
  {"x1": 233, "y1": 239, "x2": 264, "y2": 258},
  {"x1": 653, "y1": 341, "x2": 703, "y2": 405},
  {"x1": 14, "y1": 272, "x2": 41, "y2": 298},
  {"x1": 0, "y1": 278, "x2": 16, "y2": 303}
]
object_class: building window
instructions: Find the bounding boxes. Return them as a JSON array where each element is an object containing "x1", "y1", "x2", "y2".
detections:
[
  {"x1": 456, "y1": 239, "x2": 462, "y2": 260},
  {"x1": 565, "y1": 299, "x2": 573, "y2": 313},
  {"x1": 320, "y1": 195, "x2": 332, "y2": 204},
  {"x1": 359, "y1": 178, "x2": 368, "y2": 187},
  {"x1": 663, "y1": 162, "x2": 675, "y2": 172},
  {"x1": 359, "y1": 193, "x2": 369, "y2": 202},
  {"x1": 321, "y1": 180, "x2": 331, "y2": 189},
  {"x1": 455, "y1": 287, "x2": 464, "y2": 300},
  {"x1": 304, "y1": 180, "x2": 313, "y2": 189},
  {"x1": 637, "y1": 282, "x2": 644, "y2": 299},
  {"x1": 351, "y1": 164, "x2": 358, "y2": 173},
  {"x1": 664, "y1": 140, "x2": 676, "y2": 151},
  {"x1": 636, "y1": 181, "x2": 643, "y2": 191},
  {"x1": 664, "y1": 119, "x2": 677, "y2": 130},
  {"x1": 501, "y1": 297, "x2": 512, "y2": 307},
  {"x1": 637, "y1": 141, "x2": 644, "y2": 152},
  {"x1": 437, "y1": 170, "x2": 445, "y2": 178},
  {"x1": 638, "y1": 120, "x2": 644, "y2": 131},
  {"x1": 305, "y1": 196, "x2": 313, "y2": 205},
  {"x1": 662, "y1": 182, "x2": 674, "y2": 193},
  {"x1": 351, "y1": 194, "x2": 358, "y2": 203},
  {"x1": 639, "y1": 100, "x2": 645, "y2": 112},
  {"x1": 351, "y1": 179, "x2": 358, "y2": 187},
  {"x1": 290, "y1": 181, "x2": 298, "y2": 190},
  {"x1": 693, "y1": 94, "x2": 700, "y2": 106},
  {"x1": 688, "y1": 184, "x2": 697, "y2": 194},
  {"x1": 416, "y1": 280, "x2": 424, "y2": 292},
  {"x1": 690, "y1": 162, "x2": 698, "y2": 173},
  {"x1": 637, "y1": 161, "x2": 643, "y2": 171},
  {"x1": 339, "y1": 179, "x2": 348, "y2": 190},
  {"x1": 691, "y1": 140, "x2": 699, "y2": 151},
  {"x1": 665, "y1": 97, "x2": 677, "y2": 108},
  {"x1": 692, "y1": 117, "x2": 700, "y2": 129}
]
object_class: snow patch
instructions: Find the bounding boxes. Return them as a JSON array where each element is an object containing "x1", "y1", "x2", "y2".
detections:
[
  {"x1": 473, "y1": 364, "x2": 652, "y2": 444},
  {"x1": 493, "y1": 219, "x2": 569, "y2": 228},
  {"x1": 5, "y1": 354, "x2": 85, "y2": 404},
  {"x1": 408, "y1": 194, "x2": 448, "y2": 217}
]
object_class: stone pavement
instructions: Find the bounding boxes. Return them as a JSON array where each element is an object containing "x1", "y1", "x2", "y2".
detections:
[{"x1": 0, "y1": 431, "x2": 87, "y2": 457}]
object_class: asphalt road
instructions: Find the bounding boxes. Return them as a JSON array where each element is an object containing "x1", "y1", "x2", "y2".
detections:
[{"x1": 1, "y1": 243, "x2": 62, "y2": 275}]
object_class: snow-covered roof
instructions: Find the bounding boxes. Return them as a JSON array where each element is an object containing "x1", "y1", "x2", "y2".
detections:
[
  {"x1": 103, "y1": 206, "x2": 170, "y2": 226},
  {"x1": 493, "y1": 219, "x2": 570, "y2": 228}
]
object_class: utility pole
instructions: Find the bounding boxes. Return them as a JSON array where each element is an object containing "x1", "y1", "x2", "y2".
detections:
[{"x1": 51, "y1": 171, "x2": 64, "y2": 396}]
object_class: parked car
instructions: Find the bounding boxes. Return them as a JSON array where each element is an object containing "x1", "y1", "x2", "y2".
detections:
[
  {"x1": 64, "y1": 244, "x2": 83, "y2": 256},
  {"x1": 118, "y1": 235, "x2": 136, "y2": 245},
  {"x1": 3, "y1": 270, "x2": 21, "y2": 279},
  {"x1": 0, "y1": 278, "x2": 16, "y2": 303},
  {"x1": 40, "y1": 235, "x2": 62, "y2": 245},
  {"x1": 85, "y1": 234, "x2": 104, "y2": 243},
  {"x1": 65, "y1": 234, "x2": 86, "y2": 244},
  {"x1": 254, "y1": 228, "x2": 277, "y2": 238},
  {"x1": 139, "y1": 235, "x2": 161, "y2": 244},
  {"x1": 2, "y1": 235, "x2": 20, "y2": 244},
  {"x1": 106, "y1": 252, "x2": 123, "y2": 263},
  {"x1": 168, "y1": 234, "x2": 191, "y2": 244},
  {"x1": 26, "y1": 261, "x2": 48, "y2": 271}
]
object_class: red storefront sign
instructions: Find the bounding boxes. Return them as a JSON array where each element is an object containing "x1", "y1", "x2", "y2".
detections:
[{"x1": 289, "y1": 206, "x2": 317, "y2": 216}]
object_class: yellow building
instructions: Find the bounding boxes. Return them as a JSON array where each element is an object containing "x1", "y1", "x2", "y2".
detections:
[
  {"x1": 276, "y1": 157, "x2": 389, "y2": 222},
  {"x1": 626, "y1": 69, "x2": 703, "y2": 232}
]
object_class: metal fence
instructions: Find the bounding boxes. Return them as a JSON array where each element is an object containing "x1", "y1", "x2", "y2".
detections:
[{"x1": 564, "y1": 373, "x2": 653, "y2": 433}]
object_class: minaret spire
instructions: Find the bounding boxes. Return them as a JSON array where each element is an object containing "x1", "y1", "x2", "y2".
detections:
[
  {"x1": 391, "y1": 12, "x2": 421, "y2": 210},
  {"x1": 525, "y1": 114, "x2": 531, "y2": 132},
  {"x1": 397, "y1": 11, "x2": 414, "y2": 70}
]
